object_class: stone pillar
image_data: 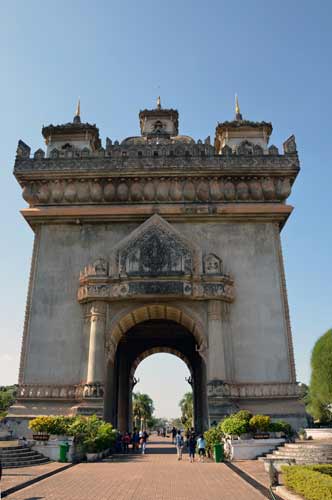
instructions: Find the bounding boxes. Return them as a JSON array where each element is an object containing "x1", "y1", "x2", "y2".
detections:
[
  {"x1": 86, "y1": 302, "x2": 106, "y2": 384},
  {"x1": 117, "y1": 355, "x2": 129, "y2": 432},
  {"x1": 207, "y1": 300, "x2": 226, "y2": 381}
]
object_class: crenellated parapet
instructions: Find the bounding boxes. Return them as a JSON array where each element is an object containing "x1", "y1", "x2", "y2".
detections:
[{"x1": 14, "y1": 136, "x2": 299, "y2": 207}]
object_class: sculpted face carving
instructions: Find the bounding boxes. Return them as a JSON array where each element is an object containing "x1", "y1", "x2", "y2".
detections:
[{"x1": 204, "y1": 253, "x2": 222, "y2": 274}]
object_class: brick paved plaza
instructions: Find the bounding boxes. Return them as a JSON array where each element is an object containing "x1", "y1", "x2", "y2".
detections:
[{"x1": 5, "y1": 437, "x2": 270, "y2": 499}]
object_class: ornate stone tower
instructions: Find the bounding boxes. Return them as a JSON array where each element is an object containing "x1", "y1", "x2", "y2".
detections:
[{"x1": 10, "y1": 98, "x2": 306, "y2": 434}]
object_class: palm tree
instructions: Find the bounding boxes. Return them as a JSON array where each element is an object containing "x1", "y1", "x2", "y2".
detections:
[
  {"x1": 132, "y1": 392, "x2": 155, "y2": 430},
  {"x1": 179, "y1": 392, "x2": 193, "y2": 429}
]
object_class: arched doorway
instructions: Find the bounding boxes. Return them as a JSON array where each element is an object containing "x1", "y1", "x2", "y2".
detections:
[{"x1": 104, "y1": 305, "x2": 208, "y2": 432}]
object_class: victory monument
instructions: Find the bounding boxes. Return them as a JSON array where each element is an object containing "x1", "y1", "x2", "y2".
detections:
[{"x1": 9, "y1": 97, "x2": 306, "y2": 434}]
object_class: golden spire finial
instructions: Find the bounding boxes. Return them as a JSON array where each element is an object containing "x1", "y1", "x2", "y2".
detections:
[
  {"x1": 235, "y1": 94, "x2": 240, "y2": 115},
  {"x1": 75, "y1": 98, "x2": 81, "y2": 117},
  {"x1": 157, "y1": 96, "x2": 161, "y2": 109},
  {"x1": 235, "y1": 93, "x2": 243, "y2": 121}
]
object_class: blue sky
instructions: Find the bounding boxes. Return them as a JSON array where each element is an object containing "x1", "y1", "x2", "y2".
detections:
[{"x1": 0, "y1": 1, "x2": 331, "y2": 417}]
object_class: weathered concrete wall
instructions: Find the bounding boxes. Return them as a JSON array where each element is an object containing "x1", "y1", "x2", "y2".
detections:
[{"x1": 23, "y1": 220, "x2": 290, "y2": 385}]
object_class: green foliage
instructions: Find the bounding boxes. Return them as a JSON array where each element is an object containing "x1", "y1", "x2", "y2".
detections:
[
  {"x1": 0, "y1": 386, "x2": 16, "y2": 412},
  {"x1": 235, "y1": 410, "x2": 252, "y2": 423},
  {"x1": 132, "y1": 392, "x2": 155, "y2": 429},
  {"x1": 179, "y1": 392, "x2": 193, "y2": 430},
  {"x1": 282, "y1": 465, "x2": 332, "y2": 500},
  {"x1": 268, "y1": 420, "x2": 292, "y2": 435},
  {"x1": 29, "y1": 416, "x2": 55, "y2": 433},
  {"x1": 249, "y1": 414, "x2": 271, "y2": 432},
  {"x1": 204, "y1": 424, "x2": 224, "y2": 455},
  {"x1": 29, "y1": 415, "x2": 116, "y2": 453},
  {"x1": 221, "y1": 414, "x2": 249, "y2": 436},
  {"x1": 307, "y1": 329, "x2": 332, "y2": 422},
  {"x1": 68, "y1": 415, "x2": 116, "y2": 453}
]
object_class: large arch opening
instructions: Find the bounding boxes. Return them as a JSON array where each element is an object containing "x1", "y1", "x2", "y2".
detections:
[
  {"x1": 132, "y1": 351, "x2": 192, "y2": 429},
  {"x1": 104, "y1": 310, "x2": 208, "y2": 433}
]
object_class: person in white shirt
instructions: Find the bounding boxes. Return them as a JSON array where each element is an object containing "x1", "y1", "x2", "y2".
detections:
[{"x1": 197, "y1": 435, "x2": 206, "y2": 462}]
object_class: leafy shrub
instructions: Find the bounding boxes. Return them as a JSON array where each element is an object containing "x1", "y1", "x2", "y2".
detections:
[
  {"x1": 234, "y1": 410, "x2": 252, "y2": 423},
  {"x1": 29, "y1": 416, "x2": 76, "y2": 435},
  {"x1": 268, "y1": 420, "x2": 292, "y2": 435},
  {"x1": 249, "y1": 414, "x2": 271, "y2": 432},
  {"x1": 204, "y1": 425, "x2": 224, "y2": 455},
  {"x1": 282, "y1": 465, "x2": 332, "y2": 500},
  {"x1": 68, "y1": 415, "x2": 116, "y2": 453},
  {"x1": 221, "y1": 415, "x2": 249, "y2": 436},
  {"x1": 29, "y1": 416, "x2": 55, "y2": 433}
]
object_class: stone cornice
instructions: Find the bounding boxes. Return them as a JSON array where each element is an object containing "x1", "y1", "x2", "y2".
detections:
[{"x1": 20, "y1": 204, "x2": 293, "y2": 228}]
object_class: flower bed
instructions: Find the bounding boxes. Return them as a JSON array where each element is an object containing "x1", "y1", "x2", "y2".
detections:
[{"x1": 281, "y1": 465, "x2": 332, "y2": 500}]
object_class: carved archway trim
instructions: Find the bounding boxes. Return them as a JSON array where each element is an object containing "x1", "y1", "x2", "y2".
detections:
[
  {"x1": 130, "y1": 347, "x2": 193, "y2": 379},
  {"x1": 106, "y1": 303, "x2": 206, "y2": 356}
]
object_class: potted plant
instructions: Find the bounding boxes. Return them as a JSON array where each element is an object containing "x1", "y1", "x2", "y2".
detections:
[
  {"x1": 29, "y1": 416, "x2": 53, "y2": 441},
  {"x1": 249, "y1": 415, "x2": 271, "y2": 438}
]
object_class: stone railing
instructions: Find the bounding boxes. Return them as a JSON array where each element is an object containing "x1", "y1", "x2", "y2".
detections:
[
  {"x1": 16, "y1": 383, "x2": 103, "y2": 400},
  {"x1": 207, "y1": 382, "x2": 303, "y2": 399}
]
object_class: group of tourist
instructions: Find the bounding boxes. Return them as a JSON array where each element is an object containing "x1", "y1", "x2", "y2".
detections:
[
  {"x1": 171, "y1": 426, "x2": 206, "y2": 462},
  {"x1": 115, "y1": 428, "x2": 149, "y2": 454}
]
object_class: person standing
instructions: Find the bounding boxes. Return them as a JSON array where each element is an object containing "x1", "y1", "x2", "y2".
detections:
[
  {"x1": 175, "y1": 430, "x2": 184, "y2": 461},
  {"x1": 188, "y1": 433, "x2": 197, "y2": 463},
  {"x1": 197, "y1": 435, "x2": 206, "y2": 462},
  {"x1": 140, "y1": 430, "x2": 148, "y2": 454}
]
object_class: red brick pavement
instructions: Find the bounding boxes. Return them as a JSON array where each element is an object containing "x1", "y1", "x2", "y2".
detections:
[
  {"x1": 1, "y1": 462, "x2": 67, "y2": 494},
  {"x1": 5, "y1": 437, "x2": 269, "y2": 499}
]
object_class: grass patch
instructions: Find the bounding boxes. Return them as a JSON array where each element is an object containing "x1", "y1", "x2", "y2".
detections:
[{"x1": 282, "y1": 465, "x2": 332, "y2": 500}]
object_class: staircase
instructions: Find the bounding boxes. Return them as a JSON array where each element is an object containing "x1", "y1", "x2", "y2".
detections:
[
  {"x1": 259, "y1": 441, "x2": 332, "y2": 469},
  {"x1": 0, "y1": 445, "x2": 49, "y2": 468}
]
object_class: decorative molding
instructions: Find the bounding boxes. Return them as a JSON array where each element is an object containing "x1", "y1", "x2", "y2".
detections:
[
  {"x1": 17, "y1": 175, "x2": 295, "y2": 207},
  {"x1": 18, "y1": 228, "x2": 41, "y2": 384},
  {"x1": 275, "y1": 225, "x2": 297, "y2": 382},
  {"x1": 207, "y1": 381, "x2": 302, "y2": 399}
]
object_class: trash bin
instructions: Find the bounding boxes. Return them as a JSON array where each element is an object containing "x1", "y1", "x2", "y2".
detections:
[
  {"x1": 59, "y1": 442, "x2": 70, "y2": 462},
  {"x1": 214, "y1": 443, "x2": 224, "y2": 463}
]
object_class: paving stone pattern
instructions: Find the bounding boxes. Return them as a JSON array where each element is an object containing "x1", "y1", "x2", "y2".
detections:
[
  {"x1": 1, "y1": 462, "x2": 67, "y2": 494},
  {"x1": 5, "y1": 437, "x2": 269, "y2": 500}
]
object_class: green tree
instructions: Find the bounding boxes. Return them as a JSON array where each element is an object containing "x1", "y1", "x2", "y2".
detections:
[
  {"x1": 307, "y1": 329, "x2": 332, "y2": 422},
  {"x1": 179, "y1": 391, "x2": 193, "y2": 429},
  {"x1": 0, "y1": 385, "x2": 16, "y2": 418},
  {"x1": 132, "y1": 392, "x2": 154, "y2": 430}
]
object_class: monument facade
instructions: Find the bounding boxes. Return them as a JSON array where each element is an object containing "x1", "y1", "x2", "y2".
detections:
[{"x1": 10, "y1": 98, "x2": 306, "y2": 432}]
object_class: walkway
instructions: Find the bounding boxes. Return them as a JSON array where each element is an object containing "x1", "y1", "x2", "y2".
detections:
[{"x1": 4, "y1": 436, "x2": 270, "y2": 499}]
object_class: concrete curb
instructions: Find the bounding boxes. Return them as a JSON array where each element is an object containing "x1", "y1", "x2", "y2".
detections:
[{"x1": 1, "y1": 462, "x2": 75, "y2": 498}]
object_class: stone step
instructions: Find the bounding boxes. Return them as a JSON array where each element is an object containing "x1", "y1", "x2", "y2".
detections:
[
  {"x1": 273, "y1": 449, "x2": 332, "y2": 457},
  {"x1": 0, "y1": 451, "x2": 47, "y2": 460},
  {"x1": 2, "y1": 457, "x2": 49, "y2": 468}
]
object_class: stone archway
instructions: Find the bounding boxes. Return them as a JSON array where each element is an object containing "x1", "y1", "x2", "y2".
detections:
[{"x1": 103, "y1": 305, "x2": 208, "y2": 432}]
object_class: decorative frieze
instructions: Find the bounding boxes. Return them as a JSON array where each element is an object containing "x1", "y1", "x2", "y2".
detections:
[
  {"x1": 19, "y1": 175, "x2": 294, "y2": 206},
  {"x1": 207, "y1": 381, "x2": 302, "y2": 399}
]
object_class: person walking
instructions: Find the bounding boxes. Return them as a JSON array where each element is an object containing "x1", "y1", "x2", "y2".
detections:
[
  {"x1": 188, "y1": 433, "x2": 197, "y2": 463},
  {"x1": 171, "y1": 426, "x2": 177, "y2": 444},
  {"x1": 132, "y1": 428, "x2": 140, "y2": 452},
  {"x1": 122, "y1": 432, "x2": 130, "y2": 453},
  {"x1": 197, "y1": 435, "x2": 206, "y2": 462},
  {"x1": 140, "y1": 430, "x2": 148, "y2": 454},
  {"x1": 175, "y1": 430, "x2": 184, "y2": 461}
]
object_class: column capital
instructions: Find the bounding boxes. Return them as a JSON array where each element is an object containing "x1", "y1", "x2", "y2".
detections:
[{"x1": 89, "y1": 301, "x2": 106, "y2": 321}]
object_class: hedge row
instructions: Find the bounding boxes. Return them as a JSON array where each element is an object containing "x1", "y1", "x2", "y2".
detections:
[{"x1": 282, "y1": 465, "x2": 332, "y2": 500}]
